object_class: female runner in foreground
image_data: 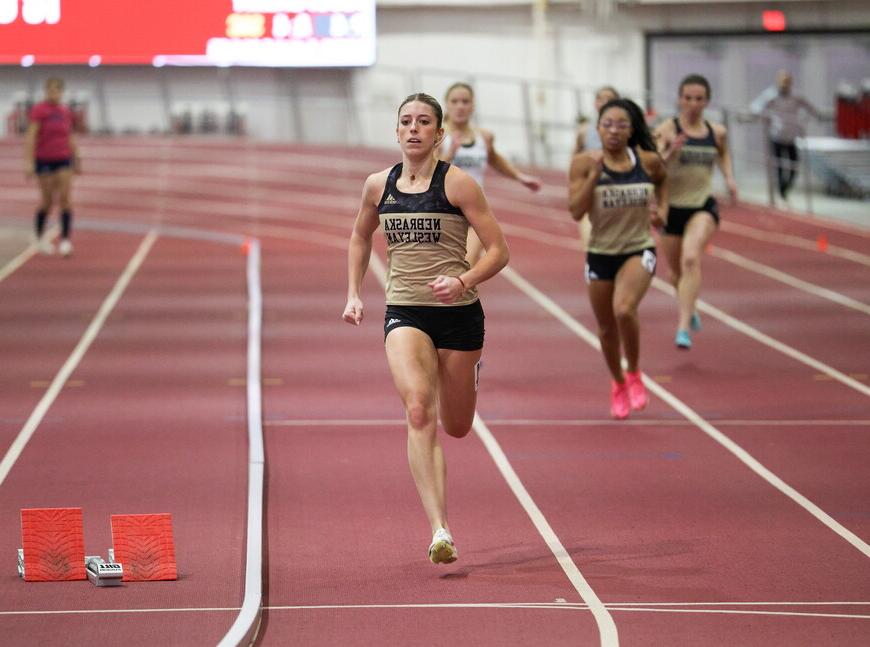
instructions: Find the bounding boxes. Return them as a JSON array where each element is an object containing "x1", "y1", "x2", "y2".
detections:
[{"x1": 343, "y1": 93, "x2": 509, "y2": 563}]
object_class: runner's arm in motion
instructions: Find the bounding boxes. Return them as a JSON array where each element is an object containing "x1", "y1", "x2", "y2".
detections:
[
  {"x1": 431, "y1": 167, "x2": 509, "y2": 304},
  {"x1": 343, "y1": 171, "x2": 387, "y2": 325},
  {"x1": 654, "y1": 119, "x2": 686, "y2": 166},
  {"x1": 437, "y1": 133, "x2": 463, "y2": 163},
  {"x1": 482, "y1": 129, "x2": 542, "y2": 191},
  {"x1": 640, "y1": 150, "x2": 669, "y2": 228},
  {"x1": 713, "y1": 123, "x2": 738, "y2": 202},
  {"x1": 567, "y1": 151, "x2": 603, "y2": 222}
]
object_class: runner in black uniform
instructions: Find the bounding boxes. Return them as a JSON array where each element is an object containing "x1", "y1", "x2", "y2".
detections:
[
  {"x1": 569, "y1": 98, "x2": 668, "y2": 420},
  {"x1": 573, "y1": 86, "x2": 620, "y2": 253},
  {"x1": 655, "y1": 74, "x2": 738, "y2": 349},
  {"x1": 344, "y1": 93, "x2": 509, "y2": 564}
]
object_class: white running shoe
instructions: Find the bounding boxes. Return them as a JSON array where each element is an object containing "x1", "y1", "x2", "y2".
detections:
[
  {"x1": 37, "y1": 238, "x2": 55, "y2": 255},
  {"x1": 58, "y1": 239, "x2": 73, "y2": 257},
  {"x1": 428, "y1": 527, "x2": 458, "y2": 564}
]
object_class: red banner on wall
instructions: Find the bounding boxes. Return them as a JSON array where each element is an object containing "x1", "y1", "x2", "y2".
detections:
[{"x1": 0, "y1": 0, "x2": 376, "y2": 66}]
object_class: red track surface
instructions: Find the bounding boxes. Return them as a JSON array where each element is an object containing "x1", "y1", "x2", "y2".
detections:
[{"x1": 0, "y1": 137, "x2": 868, "y2": 646}]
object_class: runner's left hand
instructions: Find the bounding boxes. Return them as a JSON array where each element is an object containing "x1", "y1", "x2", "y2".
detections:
[
  {"x1": 519, "y1": 174, "x2": 542, "y2": 192},
  {"x1": 428, "y1": 275, "x2": 464, "y2": 304}
]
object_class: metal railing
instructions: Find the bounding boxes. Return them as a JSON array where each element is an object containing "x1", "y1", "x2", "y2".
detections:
[{"x1": 3, "y1": 63, "x2": 861, "y2": 217}]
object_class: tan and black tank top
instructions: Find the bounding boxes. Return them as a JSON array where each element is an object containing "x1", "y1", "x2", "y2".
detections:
[
  {"x1": 378, "y1": 160, "x2": 478, "y2": 306},
  {"x1": 587, "y1": 148, "x2": 655, "y2": 255},
  {"x1": 667, "y1": 118, "x2": 718, "y2": 208}
]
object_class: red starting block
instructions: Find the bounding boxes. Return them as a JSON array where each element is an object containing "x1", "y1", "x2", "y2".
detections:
[
  {"x1": 19, "y1": 508, "x2": 87, "y2": 581},
  {"x1": 18, "y1": 509, "x2": 177, "y2": 584},
  {"x1": 111, "y1": 513, "x2": 177, "y2": 581}
]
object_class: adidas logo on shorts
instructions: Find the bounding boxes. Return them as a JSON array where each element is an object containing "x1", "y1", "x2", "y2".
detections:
[
  {"x1": 386, "y1": 318, "x2": 402, "y2": 327},
  {"x1": 641, "y1": 249, "x2": 657, "y2": 274},
  {"x1": 384, "y1": 194, "x2": 397, "y2": 205},
  {"x1": 584, "y1": 264, "x2": 598, "y2": 283}
]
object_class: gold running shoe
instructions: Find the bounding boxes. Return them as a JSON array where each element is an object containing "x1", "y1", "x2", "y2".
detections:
[{"x1": 428, "y1": 527, "x2": 458, "y2": 564}]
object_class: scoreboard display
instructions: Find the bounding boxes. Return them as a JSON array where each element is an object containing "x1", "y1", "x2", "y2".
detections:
[{"x1": 0, "y1": 0, "x2": 376, "y2": 67}]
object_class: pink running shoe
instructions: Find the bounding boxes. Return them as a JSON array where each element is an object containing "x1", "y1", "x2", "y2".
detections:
[
  {"x1": 625, "y1": 370, "x2": 648, "y2": 411},
  {"x1": 610, "y1": 380, "x2": 630, "y2": 420}
]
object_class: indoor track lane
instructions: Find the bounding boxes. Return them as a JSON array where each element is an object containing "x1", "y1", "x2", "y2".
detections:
[
  {"x1": 475, "y1": 226, "x2": 870, "y2": 645},
  {"x1": 217, "y1": 145, "x2": 869, "y2": 646},
  {"x1": 478, "y1": 179, "x2": 870, "y2": 419},
  {"x1": 0, "y1": 230, "x2": 251, "y2": 646},
  {"x1": 0, "y1": 231, "x2": 145, "y2": 458},
  {"x1": 2, "y1": 138, "x2": 868, "y2": 646},
  {"x1": 466, "y1": 250, "x2": 870, "y2": 645},
  {"x1": 255, "y1": 233, "x2": 603, "y2": 646},
  {"x1": 496, "y1": 222, "x2": 870, "y2": 510}
]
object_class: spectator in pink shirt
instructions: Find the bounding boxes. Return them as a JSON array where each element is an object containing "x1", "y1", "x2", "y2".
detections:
[{"x1": 24, "y1": 78, "x2": 80, "y2": 256}]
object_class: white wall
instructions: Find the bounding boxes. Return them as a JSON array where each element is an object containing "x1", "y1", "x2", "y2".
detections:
[{"x1": 1, "y1": 1, "x2": 867, "y2": 170}]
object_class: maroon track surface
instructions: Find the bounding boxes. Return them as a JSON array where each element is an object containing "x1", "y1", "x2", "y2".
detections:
[{"x1": 0, "y1": 137, "x2": 868, "y2": 646}]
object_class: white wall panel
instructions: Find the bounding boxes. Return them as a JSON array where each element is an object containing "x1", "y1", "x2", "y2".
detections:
[{"x1": 1, "y1": 2, "x2": 867, "y2": 172}]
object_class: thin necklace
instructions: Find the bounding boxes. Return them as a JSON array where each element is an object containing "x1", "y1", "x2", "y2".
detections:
[{"x1": 409, "y1": 159, "x2": 435, "y2": 183}]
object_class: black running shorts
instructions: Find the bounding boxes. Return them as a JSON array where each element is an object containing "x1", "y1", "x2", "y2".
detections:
[
  {"x1": 384, "y1": 301, "x2": 485, "y2": 351},
  {"x1": 664, "y1": 196, "x2": 720, "y2": 236},
  {"x1": 34, "y1": 158, "x2": 72, "y2": 175},
  {"x1": 585, "y1": 247, "x2": 657, "y2": 282}
]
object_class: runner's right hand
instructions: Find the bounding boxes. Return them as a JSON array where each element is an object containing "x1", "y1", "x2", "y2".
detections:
[{"x1": 342, "y1": 297, "x2": 364, "y2": 326}]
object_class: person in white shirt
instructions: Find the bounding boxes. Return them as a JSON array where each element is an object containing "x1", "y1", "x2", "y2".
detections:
[
  {"x1": 751, "y1": 70, "x2": 821, "y2": 203},
  {"x1": 439, "y1": 82, "x2": 541, "y2": 263}
]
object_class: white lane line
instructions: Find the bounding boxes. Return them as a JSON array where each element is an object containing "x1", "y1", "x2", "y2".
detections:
[
  {"x1": 0, "y1": 226, "x2": 59, "y2": 284},
  {"x1": 473, "y1": 414, "x2": 619, "y2": 645},
  {"x1": 0, "y1": 607, "x2": 241, "y2": 616},
  {"x1": 433, "y1": 222, "x2": 870, "y2": 389},
  {"x1": 484, "y1": 219, "x2": 870, "y2": 337},
  {"x1": 267, "y1": 604, "x2": 870, "y2": 620},
  {"x1": 0, "y1": 231, "x2": 158, "y2": 488},
  {"x1": 263, "y1": 419, "x2": 870, "y2": 428},
  {"x1": 5, "y1": 600, "x2": 869, "y2": 617},
  {"x1": 2, "y1": 142, "x2": 868, "y2": 248},
  {"x1": 734, "y1": 200, "x2": 870, "y2": 238},
  {"x1": 606, "y1": 607, "x2": 870, "y2": 620},
  {"x1": 720, "y1": 220, "x2": 870, "y2": 268},
  {"x1": 669, "y1": 281, "x2": 870, "y2": 399},
  {"x1": 367, "y1": 252, "x2": 618, "y2": 647},
  {"x1": 266, "y1": 419, "x2": 408, "y2": 426},
  {"x1": 710, "y1": 247, "x2": 870, "y2": 315},
  {"x1": 218, "y1": 239, "x2": 265, "y2": 647},
  {"x1": 268, "y1": 604, "x2": 870, "y2": 620},
  {"x1": 477, "y1": 419, "x2": 870, "y2": 427},
  {"x1": 601, "y1": 601, "x2": 870, "y2": 606},
  {"x1": 5, "y1": 217, "x2": 267, "y2": 647},
  {"x1": 462, "y1": 216, "x2": 870, "y2": 380},
  {"x1": 477, "y1": 191, "x2": 870, "y2": 266},
  {"x1": 499, "y1": 222, "x2": 580, "y2": 248},
  {"x1": 501, "y1": 265, "x2": 870, "y2": 559},
  {"x1": 0, "y1": 244, "x2": 36, "y2": 283}
]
